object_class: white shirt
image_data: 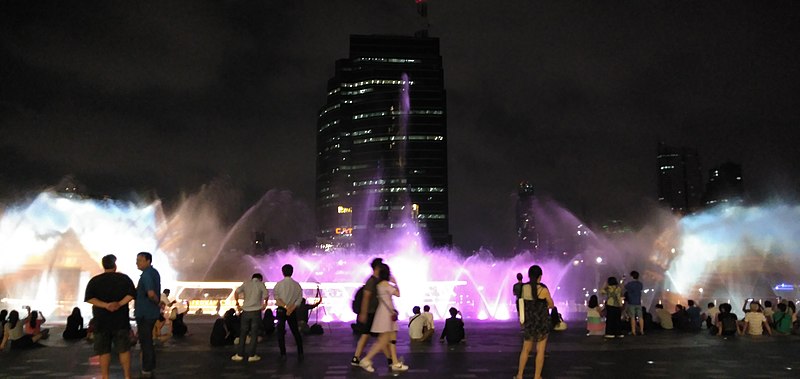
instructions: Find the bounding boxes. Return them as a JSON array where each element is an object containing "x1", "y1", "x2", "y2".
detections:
[
  {"x1": 422, "y1": 311, "x2": 435, "y2": 330},
  {"x1": 273, "y1": 277, "x2": 303, "y2": 308},
  {"x1": 236, "y1": 278, "x2": 269, "y2": 312},
  {"x1": 408, "y1": 314, "x2": 425, "y2": 339}
]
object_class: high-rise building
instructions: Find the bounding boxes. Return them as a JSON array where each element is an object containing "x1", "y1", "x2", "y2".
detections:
[
  {"x1": 657, "y1": 143, "x2": 704, "y2": 214},
  {"x1": 316, "y1": 34, "x2": 449, "y2": 249},
  {"x1": 703, "y1": 161, "x2": 744, "y2": 206},
  {"x1": 515, "y1": 182, "x2": 538, "y2": 253}
]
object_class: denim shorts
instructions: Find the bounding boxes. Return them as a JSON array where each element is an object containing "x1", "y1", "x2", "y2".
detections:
[{"x1": 93, "y1": 329, "x2": 131, "y2": 355}]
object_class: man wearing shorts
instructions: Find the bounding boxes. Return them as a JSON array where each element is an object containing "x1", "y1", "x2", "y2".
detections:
[
  {"x1": 351, "y1": 258, "x2": 393, "y2": 367},
  {"x1": 85, "y1": 254, "x2": 137, "y2": 379},
  {"x1": 624, "y1": 270, "x2": 645, "y2": 336}
]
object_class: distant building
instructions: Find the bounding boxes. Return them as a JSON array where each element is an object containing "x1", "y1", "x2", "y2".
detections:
[
  {"x1": 315, "y1": 34, "x2": 450, "y2": 249},
  {"x1": 657, "y1": 143, "x2": 703, "y2": 214},
  {"x1": 515, "y1": 182, "x2": 538, "y2": 253},
  {"x1": 703, "y1": 162, "x2": 744, "y2": 206}
]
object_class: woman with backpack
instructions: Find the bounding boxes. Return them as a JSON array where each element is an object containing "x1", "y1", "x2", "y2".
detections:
[{"x1": 601, "y1": 276, "x2": 624, "y2": 338}]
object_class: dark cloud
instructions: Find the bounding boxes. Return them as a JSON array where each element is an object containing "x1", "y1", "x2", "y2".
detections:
[{"x1": 1, "y1": 1, "x2": 799, "y2": 252}]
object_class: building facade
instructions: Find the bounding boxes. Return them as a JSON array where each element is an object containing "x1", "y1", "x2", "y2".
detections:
[
  {"x1": 316, "y1": 35, "x2": 449, "y2": 249},
  {"x1": 657, "y1": 142, "x2": 704, "y2": 214},
  {"x1": 515, "y1": 182, "x2": 538, "y2": 253},
  {"x1": 703, "y1": 161, "x2": 744, "y2": 206}
]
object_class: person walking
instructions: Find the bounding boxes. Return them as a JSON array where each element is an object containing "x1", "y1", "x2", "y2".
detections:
[
  {"x1": 624, "y1": 271, "x2": 645, "y2": 336},
  {"x1": 231, "y1": 273, "x2": 269, "y2": 362},
  {"x1": 134, "y1": 252, "x2": 161, "y2": 378},
  {"x1": 514, "y1": 265, "x2": 554, "y2": 379},
  {"x1": 513, "y1": 273, "x2": 524, "y2": 315},
  {"x1": 85, "y1": 254, "x2": 137, "y2": 379},
  {"x1": 357, "y1": 263, "x2": 408, "y2": 373},
  {"x1": 274, "y1": 264, "x2": 304, "y2": 359},
  {"x1": 351, "y1": 258, "x2": 393, "y2": 368}
]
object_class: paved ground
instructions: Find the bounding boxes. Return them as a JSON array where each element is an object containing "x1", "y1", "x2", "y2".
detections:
[{"x1": 1, "y1": 317, "x2": 798, "y2": 379}]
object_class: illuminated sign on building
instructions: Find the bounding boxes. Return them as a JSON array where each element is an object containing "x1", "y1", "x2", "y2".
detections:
[
  {"x1": 335, "y1": 227, "x2": 353, "y2": 235},
  {"x1": 337, "y1": 206, "x2": 353, "y2": 214}
]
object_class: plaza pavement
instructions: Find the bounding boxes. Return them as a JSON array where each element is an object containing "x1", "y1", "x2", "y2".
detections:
[{"x1": 1, "y1": 316, "x2": 797, "y2": 379}]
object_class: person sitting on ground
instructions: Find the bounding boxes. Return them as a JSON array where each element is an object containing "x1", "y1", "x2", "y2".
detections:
[
  {"x1": 716, "y1": 303, "x2": 738, "y2": 336},
  {"x1": 85, "y1": 318, "x2": 96, "y2": 342},
  {"x1": 771, "y1": 303, "x2": 792, "y2": 335},
  {"x1": 210, "y1": 309, "x2": 238, "y2": 346},
  {"x1": 641, "y1": 306, "x2": 654, "y2": 332},
  {"x1": 23, "y1": 309, "x2": 49, "y2": 339},
  {"x1": 297, "y1": 291, "x2": 322, "y2": 335},
  {"x1": 422, "y1": 305, "x2": 435, "y2": 334},
  {"x1": 0, "y1": 310, "x2": 7, "y2": 342},
  {"x1": 741, "y1": 302, "x2": 771, "y2": 336},
  {"x1": 671, "y1": 304, "x2": 690, "y2": 331},
  {"x1": 585, "y1": 295, "x2": 604, "y2": 336},
  {"x1": 702, "y1": 302, "x2": 719, "y2": 331},
  {"x1": 63, "y1": 307, "x2": 88, "y2": 340},
  {"x1": 262, "y1": 308, "x2": 275, "y2": 336},
  {"x1": 550, "y1": 306, "x2": 567, "y2": 331},
  {"x1": 653, "y1": 304, "x2": 673, "y2": 330},
  {"x1": 785, "y1": 301, "x2": 798, "y2": 334},
  {"x1": 409, "y1": 306, "x2": 434, "y2": 342},
  {"x1": 439, "y1": 307, "x2": 465, "y2": 344},
  {"x1": 763, "y1": 300, "x2": 774, "y2": 325},
  {"x1": 1, "y1": 310, "x2": 44, "y2": 350},
  {"x1": 171, "y1": 303, "x2": 189, "y2": 337},
  {"x1": 686, "y1": 300, "x2": 702, "y2": 331}
]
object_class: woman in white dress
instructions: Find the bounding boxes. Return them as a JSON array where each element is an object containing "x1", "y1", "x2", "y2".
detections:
[{"x1": 358, "y1": 263, "x2": 409, "y2": 373}]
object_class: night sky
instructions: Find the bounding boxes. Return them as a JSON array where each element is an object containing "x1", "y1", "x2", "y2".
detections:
[{"x1": 1, "y1": 1, "x2": 799, "y2": 252}]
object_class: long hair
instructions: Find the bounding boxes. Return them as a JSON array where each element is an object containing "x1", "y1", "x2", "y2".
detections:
[
  {"x1": 8, "y1": 310, "x2": 19, "y2": 329},
  {"x1": 588, "y1": 295, "x2": 599, "y2": 309},
  {"x1": 30, "y1": 311, "x2": 38, "y2": 328},
  {"x1": 71, "y1": 307, "x2": 82, "y2": 318},
  {"x1": 0, "y1": 309, "x2": 7, "y2": 323}
]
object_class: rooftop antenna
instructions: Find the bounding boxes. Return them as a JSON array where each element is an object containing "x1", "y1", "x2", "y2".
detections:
[{"x1": 415, "y1": 0, "x2": 429, "y2": 37}]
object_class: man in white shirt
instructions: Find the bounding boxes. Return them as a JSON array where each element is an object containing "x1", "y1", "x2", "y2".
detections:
[
  {"x1": 422, "y1": 305, "x2": 435, "y2": 334},
  {"x1": 231, "y1": 273, "x2": 269, "y2": 362},
  {"x1": 408, "y1": 306, "x2": 434, "y2": 342},
  {"x1": 274, "y1": 264, "x2": 304, "y2": 359}
]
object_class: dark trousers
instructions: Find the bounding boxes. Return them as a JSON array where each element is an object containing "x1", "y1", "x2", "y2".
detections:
[
  {"x1": 238, "y1": 310, "x2": 261, "y2": 358},
  {"x1": 136, "y1": 318, "x2": 157, "y2": 372},
  {"x1": 605, "y1": 306, "x2": 623, "y2": 336},
  {"x1": 276, "y1": 307, "x2": 303, "y2": 356}
]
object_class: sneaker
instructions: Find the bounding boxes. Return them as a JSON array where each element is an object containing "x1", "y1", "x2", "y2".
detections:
[
  {"x1": 391, "y1": 362, "x2": 409, "y2": 371},
  {"x1": 604, "y1": 334, "x2": 615, "y2": 339},
  {"x1": 231, "y1": 354, "x2": 244, "y2": 362},
  {"x1": 617, "y1": 335, "x2": 625, "y2": 339},
  {"x1": 350, "y1": 356, "x2": 360, "y2": 367},
  {"x1": 359, "y1": 358, "x2": 375, "y2": 373},
  {"x1": 248, "y1": 355, "x2": 261, "y2": 362}
]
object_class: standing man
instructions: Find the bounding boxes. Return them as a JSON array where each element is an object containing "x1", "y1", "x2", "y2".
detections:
[
  {"x1": 85, "y1": 254, "x2": 137, "y2": 379},
  {"x1": 512, "y1": 273, "x2": 524, "y2": 314},
  {"x1": 624, "y1": 270, "x2": 644, "y2": 336},
  {"x1": 231, "y1": 273, "x2": 268, "y2": 362},
  {"x1": 135, "y1": 252, "x2": 161, "y2": 378},
  {"x1": 274, "y1": 264, "x2": 304, "y2": 359}
]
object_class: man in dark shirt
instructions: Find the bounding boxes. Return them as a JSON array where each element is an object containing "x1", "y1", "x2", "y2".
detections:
[
  {"x1": 512, "y1": 273, "x2": 524, "y2": 315},
  {"x1": 85, "y1": 254, "x2": 136, "y2": 379},
  {"x1": 135, "y1": 252, "x2": 161, "y2": 378},
  {"x1": 440, "y1": 307, "x2": 465, "y2": 344},
  {"x1": 624, "y1": 270, "x2": 644, "y2": 336}
]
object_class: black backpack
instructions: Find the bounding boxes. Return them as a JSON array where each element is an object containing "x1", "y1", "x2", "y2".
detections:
[{"x1": 352, "y1": 286, "x2": 365, "y2": 314}]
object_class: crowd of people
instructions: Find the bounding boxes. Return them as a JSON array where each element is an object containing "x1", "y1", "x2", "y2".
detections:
[
  {"x1": 579, "y1": 271, "x2": 800, "y2": 340},
  {"x1": 3, "y1": 259, "x2": 798, "y2": 379}
]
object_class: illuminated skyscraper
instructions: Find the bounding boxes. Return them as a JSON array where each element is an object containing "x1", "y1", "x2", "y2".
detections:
[
  {"x1": 316, "y1": 34, "x2": 449, "y2": 249},
  {"x1": 515, "y1": 182, "x2": 538, "y2": 253},
  {"x1": 657, "y1": 143, "x2": 703, "y2": 214},
  {"x1": 703, "y1": 161, "x2": 744, "y2": 206}
]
